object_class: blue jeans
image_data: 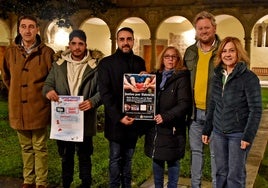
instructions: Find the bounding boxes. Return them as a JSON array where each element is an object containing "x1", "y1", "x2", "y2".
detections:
[
  {"x1": 109, "y1": 141, "x2": 135, "y2": 188},
  {"x1": 189, "y1": 109, "x2": 216, "y2": 188},
  {"x1": 213, "y1": 130, "x2": 250, "y2": 188},
  {"x1": 153, "y1": 159, "x2": 180, "y2": 188}
]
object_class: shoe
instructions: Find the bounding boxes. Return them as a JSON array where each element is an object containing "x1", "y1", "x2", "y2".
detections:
[{"x1": 21, "y1": 184, "x2": 36, "y2": 188}]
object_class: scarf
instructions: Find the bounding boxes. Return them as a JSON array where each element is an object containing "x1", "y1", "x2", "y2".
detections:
[{"x1": 160, "y1": 70, "x2": 174, "y2": 90}]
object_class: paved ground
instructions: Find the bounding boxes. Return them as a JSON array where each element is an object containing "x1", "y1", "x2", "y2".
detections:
[
  {"x1": 245, "y1": 109, "x2": 268, "y2": 188},
  {"x1": 0, "y1": 177, "x2": 61, "y2": 188},
  {"x1": 0, "y1": 177, "x2": 22, "y2": 188},
  {"x1": 140, "y1": 109, "x2": 268, "y2": 188},
  {"x1": 140, "y1": 176, "x2": 212, "y2": 188},
  {"x1": 1, "y1": 110, "x2": 267, "y2": 188}
]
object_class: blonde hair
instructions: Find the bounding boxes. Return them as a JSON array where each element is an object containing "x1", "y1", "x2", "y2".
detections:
[
  {"x1": 155, "y1": 46, "x2": 186, "y2": 72},
  {"x1": 214, "y1": 36, "x2": 249, "y2": 67},
  {"x1": 193, "y1": 11, "x2": 216, "y2": 28}
]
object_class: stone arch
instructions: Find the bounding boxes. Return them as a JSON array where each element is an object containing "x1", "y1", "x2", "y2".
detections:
[
  {"x1": 11, "y1": 23, "x2": 17, "y2": 41},
  {"x1": 80, "y1": 17, "x2": 111, "y2": 56},
  {"x1": 0, "y1": 19, "x2": 10, "y2": 66},
  {"x1": 215, "y1": 14, "x2": 245, "y2": 45},
  {"x1": 0, "y1": 19, "x2": 11, "y2": 45},
  {"x1": 251, "y1": 15, "x2": 268, "y2": 68},
  {"x1": 157, "y1": 16, "x2": 194, "y2": 57},
  {"x1": 45, "y1": 19, "x2": 73, "y2": 52},
  {"x1": 118, "y1": 17, "x2": 150, "y2": 38}
]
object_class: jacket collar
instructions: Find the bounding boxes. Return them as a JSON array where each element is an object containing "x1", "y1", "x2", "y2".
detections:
[{"x1": 55, "y1": 49, "x2": 104, "y2": 69}]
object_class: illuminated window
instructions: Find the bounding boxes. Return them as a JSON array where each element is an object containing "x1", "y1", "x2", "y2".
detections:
[{"x1": 257, "y1": 25, "x2": 262, "y2": 47}]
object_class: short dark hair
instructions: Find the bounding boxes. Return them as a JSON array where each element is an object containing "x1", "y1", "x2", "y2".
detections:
[
  {"x1": 18, "y1": 15, "x2": 39, "y2": 28},
  {"x1": 69, "y1": 29, "x2": 87, "y2": 42},
  {"x1": 117, "y1": 27, "x2": 134, "y2": 38}
]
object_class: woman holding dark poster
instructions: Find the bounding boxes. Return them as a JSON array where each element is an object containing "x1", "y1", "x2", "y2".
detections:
[{"x1": 144, "y1": 46, "x2": 192, "y2": 188}]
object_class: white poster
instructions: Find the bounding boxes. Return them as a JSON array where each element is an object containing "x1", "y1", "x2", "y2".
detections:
[{"x1": 50, "y1": 95, "x2": 84, "y2": 142}]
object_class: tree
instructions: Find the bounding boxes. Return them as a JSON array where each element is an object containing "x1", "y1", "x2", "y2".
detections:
[{"x1": 0, "y1": 0, "x2": 115, "y2": 27}]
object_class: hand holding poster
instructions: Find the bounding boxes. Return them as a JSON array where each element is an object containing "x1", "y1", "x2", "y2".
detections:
[
  {"x1": 50, "y1": 95, "x2": 84, "y2": 142},
  {"x1": 123, "y1": 73, "x2": 156, "y2": 120}
]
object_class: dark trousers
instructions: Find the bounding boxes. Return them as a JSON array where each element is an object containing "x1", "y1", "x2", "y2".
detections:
[{"x1": 57, "y1": 137, "x2": 93, "y2": 188}]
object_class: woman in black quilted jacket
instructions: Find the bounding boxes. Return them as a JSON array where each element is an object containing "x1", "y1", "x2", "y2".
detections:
[
  {"x1": 144, "y1": 46, "x2": 192, "y2": 188},
  {"x1": 202, "y1": 37, "x2": 262, "y2": 188}
]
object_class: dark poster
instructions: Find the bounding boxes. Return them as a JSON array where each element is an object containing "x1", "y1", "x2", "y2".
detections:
[{"x1": 122, "y1": 73, "x2": 156, "y2": 120}]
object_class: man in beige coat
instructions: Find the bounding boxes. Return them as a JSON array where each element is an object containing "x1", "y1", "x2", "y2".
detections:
[{"x1": 0, "y1": 15, "x2": 54, "y2": 188}]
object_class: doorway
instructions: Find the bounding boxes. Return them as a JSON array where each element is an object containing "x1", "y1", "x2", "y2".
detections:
[{"x1": 140, "y1": 39, "x2": 168, "y2": 72}]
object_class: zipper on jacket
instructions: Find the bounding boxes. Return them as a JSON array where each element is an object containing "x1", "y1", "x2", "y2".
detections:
[
  {"x1": 222, "y1": 70, "x2": 229, "y2": 97},
  {"x1": 152, "y1": 125, "x2": 158, "y2": 158}
]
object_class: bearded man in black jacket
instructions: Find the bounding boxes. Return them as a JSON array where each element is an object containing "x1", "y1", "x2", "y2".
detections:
[{"x1": 98, "y1": 27, "x2": 146, "y2": 188}]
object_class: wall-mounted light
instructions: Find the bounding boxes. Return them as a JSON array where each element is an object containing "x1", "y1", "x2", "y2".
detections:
[
  {"x1": 56, "y1": 19, "x2": 72, "y2": 28},
  {"x1": 54, "y1": 28, "x2": 69, "y2": 46}
]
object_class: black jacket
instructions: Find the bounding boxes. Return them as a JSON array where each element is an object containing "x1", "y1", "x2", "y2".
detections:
[
  {"x1": 203, "y1": 62, "x2": 262, "y2": 144},
  {"x1": 98, "y1": 49, "x2": 146, "y2": 147},
  {"x1": 144, "y1": 69, "x2": 192, "y2": 161}
]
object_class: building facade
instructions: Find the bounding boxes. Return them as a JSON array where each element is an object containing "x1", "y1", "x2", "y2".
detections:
[{"x1": 1, "y1": 0, "x2": 268, "y2": 72}]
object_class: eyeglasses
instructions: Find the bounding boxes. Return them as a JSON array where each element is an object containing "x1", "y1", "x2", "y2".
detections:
[{"x1": 163, "y1": 55, "x2": 178, "y2": 60}]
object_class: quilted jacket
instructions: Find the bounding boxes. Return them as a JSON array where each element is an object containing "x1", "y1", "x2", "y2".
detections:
[{"x1": 203, "y1": 62, "x2": 262, "y2": 144}]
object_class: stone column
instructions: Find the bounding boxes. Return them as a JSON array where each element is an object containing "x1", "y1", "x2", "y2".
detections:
[
  {"x1": 150, "y1": 36, "x2": 156, "y2": 71},
  {"x1": 110, "y1": 29, "x2": 117, "y2": 54},
  {"x1": 244, "y1": 33, "x2": 252, "y2": 58}
]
